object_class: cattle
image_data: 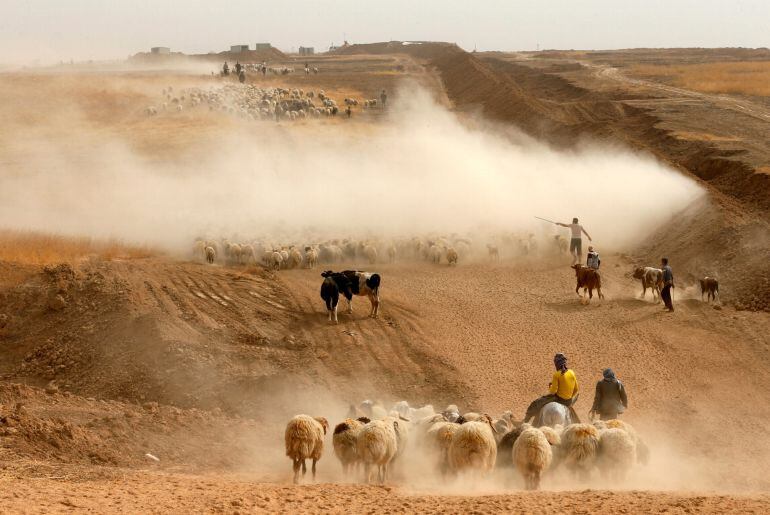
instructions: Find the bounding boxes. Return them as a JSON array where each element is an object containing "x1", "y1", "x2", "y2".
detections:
[
  {"x1": 320, "y1": 270, "x2": 381, "y2": 318},
  {"x1": 700, "y1": 277, "x2": 719, "y2": 302},
  {"x1": 632, "y1": 267, "x2": 663, "y2": 303},
  {"x1": 572, "y1": 264, "x2": 604, "y2": 304},
  {"x1": 320, "y1": 271, "x2": 341, "y2": 323}
]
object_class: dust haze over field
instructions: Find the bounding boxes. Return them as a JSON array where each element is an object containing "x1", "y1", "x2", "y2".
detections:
[{"x1": 0, "y1": 80, "x2": 702, "y2": 251}]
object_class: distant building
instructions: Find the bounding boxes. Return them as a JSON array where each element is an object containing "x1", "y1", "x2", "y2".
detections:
[
  {"x1": 230, "y1": 45, "x2": 250, "y2": 53},
  {"x1": 298, "y1": 46, "x2": 314, "y2": 56},
  {"x1": 150, "y1": 47, "x2": 170, "y2": 54},
  {"x1": 255, "y1": 43, "x2": 272, "y2": 51}
]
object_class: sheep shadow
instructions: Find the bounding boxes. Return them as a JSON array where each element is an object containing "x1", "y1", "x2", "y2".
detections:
[{"x1": 545, "y1": 298, "x2": 603, "y2": 312}]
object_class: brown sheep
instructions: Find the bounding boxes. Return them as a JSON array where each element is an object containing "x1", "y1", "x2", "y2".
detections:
[{"x1": 285, "y1": 415, "x2": 329, "y2": 483}]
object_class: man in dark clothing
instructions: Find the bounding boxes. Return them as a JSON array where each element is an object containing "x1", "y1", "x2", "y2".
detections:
[
  {"x1": 590, "y1": 368, "x2": 628, "y2": 420},
  {"x1": 235, "y1": 61, "x2": 242, "y2": 75},
  {"x1": 222, "y1": 61, "x2": 229, "y2": 76},
  {"x1": 661, "y1": 257, "x2": 674, "y2": 312},
  {"x1": 380, "y1": 89, "x2": 387, "y2": 107}
]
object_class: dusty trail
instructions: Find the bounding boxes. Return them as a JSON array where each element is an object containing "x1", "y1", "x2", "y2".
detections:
[{"x1": 279, "y1": 257, "x2": 770, "y2": 490}]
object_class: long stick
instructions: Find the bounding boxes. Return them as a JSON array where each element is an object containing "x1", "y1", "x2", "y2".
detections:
[{"x1": 534, "y1": 216, "x2": 558, "y2": 224}]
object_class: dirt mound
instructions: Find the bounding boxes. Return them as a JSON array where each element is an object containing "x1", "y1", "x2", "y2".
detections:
[
  {"x1": 0, "y1": 258, "x2": 467, "y2": 412},
  {"x1": 0, "y1": 383, "x2": 258, "y2": 469}
]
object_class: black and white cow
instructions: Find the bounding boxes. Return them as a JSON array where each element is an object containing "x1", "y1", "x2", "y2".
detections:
[{"x1": 319, "y1": 270, "x2": 381, "y2": 323}]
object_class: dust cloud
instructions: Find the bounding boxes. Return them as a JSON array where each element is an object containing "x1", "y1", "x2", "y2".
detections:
[{"x1": 0, "y1": 80, "x2": 703, "y2": 253}]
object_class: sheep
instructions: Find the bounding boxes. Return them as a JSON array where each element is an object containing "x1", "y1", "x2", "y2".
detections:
[
  {"x1": 356, "y1": 418, "x2": 399, "y2": 484},
  {"x1": 387, "y1": 244, "x2": 396, "y2": 264},
  {"x1": 604, "y1": 419, "x2": 649, "y2": 465},
  {"x1": 363, "y1": 245, "x2": 378, "y2": 265},
  {"x1": 333, "y1": 418, "x2": 366, "y2": 476},
  {"x1": 266, "y1": 251, "x2": 283, "y2": 270},
  {"x1": 288, "y1": 248, "x2": 303, "y2": 268},
  {"x1": 538, "y1": 425, "x2": 561, "y2": 446},
  {"x1": 487, "y1": 244, "x2": 500, "y2": 262},
  {"x1": 284, "y1": 415, "x2": 329, "y2": 484},
  {"x1": 226, "y1": 243, "x2": 242, "y2": 265},
  {"x1": 597, "y1": 427, "x2": 636, "y2": 482},
  {"x1": 446, "y1": 247, "x2": 458, "y2": 266},
  {"x1": 204, "y1": 246, "x2": 216, "y2": 264},
  {"x1": 240, "y1": 244, "x2": 255, "y2": 264},
  {"x1": 429, "y1": 245, "x2": 442, "y2": 264},
  {"x1": 560, "y1": 423, "x2": 600, "y2": 479},
  {"x1": 425, "y1": 421, "x2": 460, "y2": 474},
  {"x1": 305, "y1": 247, "x2": 318, "y2": 269},
  {"x1": 447, "y1": 414, "x2": 498, "y2": 475},
  {"x1": 512, "y1": 427, "x2": 553, "y2": 490},
  {"x1": 496, "y1": 423, "x2": 528, "y2": 468},
  {"x1": 145, "y1": 106, "x2": 157, "y2": 116}
]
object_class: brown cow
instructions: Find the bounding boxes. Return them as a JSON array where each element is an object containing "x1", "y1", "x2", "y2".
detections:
[
  {"x1": 632, "y1": 266, "x2": 663, "y2": 303},
  {"x1": 700, "y1": 277, "x2": 719, "y2": 302},
  {"x1": 572, "y1": 264, "x2": 604, "y2": 304}
]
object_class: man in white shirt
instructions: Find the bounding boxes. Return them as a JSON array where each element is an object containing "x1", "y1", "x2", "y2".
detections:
[{"x1": 557, "y1": 217, "x2": 592, "y2": 264}]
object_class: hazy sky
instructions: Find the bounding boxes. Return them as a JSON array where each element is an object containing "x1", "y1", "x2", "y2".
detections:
[{"x1": 2, "y1": 0, "x2": 768, "y2": 64}]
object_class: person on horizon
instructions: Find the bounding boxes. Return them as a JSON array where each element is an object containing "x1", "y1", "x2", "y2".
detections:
[
  {"x1": 222, "y1": 61, "x2": 229, "y2": 76},
  {"x1": 590, "y1": 368, "x2": 628, "y2": 420},
  {"x1": 661, "y1": 257, "x2": 674, "y2": 312},
  {"x1": 380, "y1": 89, "x2": 387, "y2": 107},
  {"x1": 586, "y1": 245, "x2": 600, "y2": 270},
  {"x1": 235, "y1": 61, "x2": 242, "y2": 75},
  {"x1": 557, "y1": 217, "x2": 592, "y2": 265},
  {"x1": 345, "y1": 105, "x2": 352, "y2": 118},
  {"x1": 524, "y1": 353, "x2": 580, "y2": 424},
  {"x1": 238, "y1": 70, "x2": 246, "y2": 83}
]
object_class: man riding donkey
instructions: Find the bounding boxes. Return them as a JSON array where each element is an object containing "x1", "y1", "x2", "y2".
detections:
[{"x1": 524, "y1": 353, "x2": 580, "y2": 425}]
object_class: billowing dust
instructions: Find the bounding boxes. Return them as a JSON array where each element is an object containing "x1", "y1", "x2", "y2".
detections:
[{"x1": 0, "y1": 81, "x2": 703, "y2": 254}]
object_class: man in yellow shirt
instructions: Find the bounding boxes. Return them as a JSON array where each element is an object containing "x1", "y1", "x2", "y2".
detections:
[{"x1": 524, "y1": 353, "x2": 580, "y2": 424}]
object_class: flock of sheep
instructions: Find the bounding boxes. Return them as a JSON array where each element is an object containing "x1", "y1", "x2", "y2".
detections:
[
  {"x1": 192, "y1": 231, "x2": 570, "y2": 270},
  {"x1": 285, "y1": 400, "x2": 648, "y2": 489},
  {"x1": 145, "y1": 83, "x2": 381, "y2": 121}
]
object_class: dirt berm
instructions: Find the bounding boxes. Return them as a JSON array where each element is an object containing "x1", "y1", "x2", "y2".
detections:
[{"x1": 338, "y1": 42, "x2": 770, "y2": 310}]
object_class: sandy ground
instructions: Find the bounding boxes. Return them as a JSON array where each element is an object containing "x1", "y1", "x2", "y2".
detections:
[{"x1": 1, "y1": 48, "x2": 770, "y2": 512}]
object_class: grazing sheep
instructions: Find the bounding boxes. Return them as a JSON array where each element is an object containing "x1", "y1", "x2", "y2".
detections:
[
  {"x1": 700, "y1": 276, "x2": 719, "y2": 302},
  {"x1": 285, "y1": 415, "x2": 329, "y2": 484},
  {"x1": 448, "y1": 415, "x2": 498, "y2": 475},
  {"x1": 356, "y1": 419, "x2": 399, "y2": 484},
  {"x1": 512, "y1": 427, "x2": 553, "y2": 490},
  {"x1": 446, "y1": 247, "x2": 459, "y2": 266},
  {"x1": 597, "y1": 427, "x2": 636, "y2": 481},
  {"x1": 560, "y1": 423, "x2": 600, "y2": 478},
  {"x1": 204, "y1": 246, "x2": 216, "y2": 264},
  {"x1": 267, "y1": 251, "x2": 283, "y2": 270},
  {"x1": 333, "y1": 418, "x2": 367, "y2": 476}
]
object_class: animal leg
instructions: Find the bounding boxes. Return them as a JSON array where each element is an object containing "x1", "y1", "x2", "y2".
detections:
[
  {"x1": 333, "y1": 304, "x2": 338, "y2": 323},
  {"x1": 312, "y1": 458, "x2": 317, "y2": 481},
  {"x1": 346, "y1": 297, "x2": 353, "y2": 314},
  {"x1": 301, "y1": 459, "x2": 307, "y2": 477},
  {"x1": 364, "y1": 463, "x2": 371, "y2": 484},
  {"x1": 293, "y1": 458, "x2": 301, "y2": 484}
]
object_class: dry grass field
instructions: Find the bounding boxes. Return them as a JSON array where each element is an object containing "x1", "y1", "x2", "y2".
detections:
[
  {"x1": 0, "y1": 231, "x2": 154, "y2": 265},
  {"x1": 629, "y1": 61, "x2": 770, "y2": 97}
]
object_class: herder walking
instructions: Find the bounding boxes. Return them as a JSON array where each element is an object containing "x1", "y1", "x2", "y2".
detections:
[
  {"x1": 557, "y1": 218, "x2": 592, "y2": 265},
  {"x1": 590, "y1": 368, "x2": 628, "y2": 420},
  {"x1": 661, "y1": 257, "x2": 675, "y2": 312}
]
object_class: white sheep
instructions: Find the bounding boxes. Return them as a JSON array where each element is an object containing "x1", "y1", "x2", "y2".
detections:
[
  {"x1": 560, "y1": 423, "x2": 600, "y2": 479},
  {"x1": 363, "y1": 245, "x2": 377, "y2": 265},
  {"x1": 305, "y1": 247, "x2": 318, "y2": 269},
  {"x1": 356, "y1": 418, "x2": 399, "y2": 484},
  {"x1": 284, "y1": 415, "x2": 329, "y2": 484},
  {"x1": 597, "y1": 427, "x2": 636, "y2": 482},
  {"x1": 512, "y1": 427, "x2": 553, "y2": 490},
  {"x1": 266, "y1": 251, "x2": 283, "y2": 270},
  {"x1": 288, "y1": 248, "x2": 303, "y2": 268},
  {"x1": 448, "y1": 415, "x2": 497, "y2": 475},
  {"x1": 425, "y1": 420, "x2": 459, "y2": 474}
]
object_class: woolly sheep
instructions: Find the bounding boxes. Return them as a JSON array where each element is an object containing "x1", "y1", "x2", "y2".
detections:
[
  {"x1": 204, "y1": 246, "x2": 216, "y2": 264},
  {"x1": 448, "y1": 415, "x2": 497, "y2": 475},
  {"x1": 426, "y1": 421, "x2": 459, "y2": 474},
  {"x1": 560, "y1": 423, "x2": 600, "y2": 479},
  {"x1": 539, "y1": 425, "x2": 561, "y2": 446},
  {"x1": 597, "y1": 427, "x2": 636, "y2": 482},
  {"x1": 446, "y1": 247, "x2": 459, "y2": 266},
  {"x1": 356, "y1": 418, "x2": 399, "y2": 484},
  {"x1": 305, "y1": 247, "x2": 318, "y2": 269},
  {"x1": 333, "y1": 418, "x2": 366, "y2": 476},
  {"x1": 604, "y1": 419, "x2": 649, "y2": 465},
  {"x1": 288, "y1": 248, "x2": 303, "y2": 268},
  {"x1": 512, "y1": 427, "x2": 553, "y2": 490},
  {"x1": 285, "y1": 414, "x2": 329, "y2": 484},
  {"x1": 496, "y1": 423, "x2": 528, "y2": 468},
  {"x1": 363, "y1": 245, "x2": 378, "y2": 265}
]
